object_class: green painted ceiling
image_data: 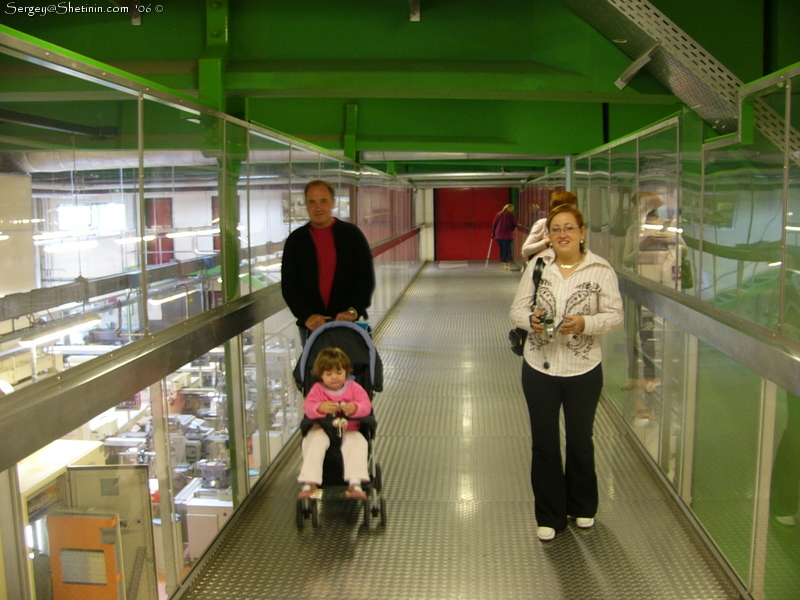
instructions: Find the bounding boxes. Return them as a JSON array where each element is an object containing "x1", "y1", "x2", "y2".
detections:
[{"x1": 0, "y1": 0, "x2": 797, "y2": 179}]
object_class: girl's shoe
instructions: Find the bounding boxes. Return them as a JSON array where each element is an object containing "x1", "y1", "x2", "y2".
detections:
[
  {"x1": 576, "y1": 517, "x2": 595, "y2": 529},
  {"x1": 297, "y1": 483, "x2": 318, "y2": 499},
  {"x1": 346, "y1": 484, "x2": 367, "y2": 501}
]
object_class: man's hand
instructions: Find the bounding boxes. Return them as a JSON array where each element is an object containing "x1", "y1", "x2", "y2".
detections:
[{"x1": 305, "y1": 314, "x2": 331, "y2": 331}]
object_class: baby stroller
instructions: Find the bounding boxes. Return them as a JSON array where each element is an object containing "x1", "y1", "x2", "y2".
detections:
[{"x1": 293, "y1": 321, "x2": 386, "y2": 529}]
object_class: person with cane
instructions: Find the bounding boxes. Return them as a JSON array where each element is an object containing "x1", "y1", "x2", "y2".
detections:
[{"x1": 491, "y1": 203, "x2": 518, "y2": 270}]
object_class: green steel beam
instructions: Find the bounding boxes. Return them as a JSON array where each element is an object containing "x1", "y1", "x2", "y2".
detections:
[
  {"x1": 0, "y1": 25, "x2": 213, "y2": 110},
  {"x1": 199, "y1": 0, "x2": 229, "y2": 112}
]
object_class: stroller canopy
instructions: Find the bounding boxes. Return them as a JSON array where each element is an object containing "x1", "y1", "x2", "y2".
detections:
[{"x1": 294, "y1": 321, "x2": 383, "y2": 397}]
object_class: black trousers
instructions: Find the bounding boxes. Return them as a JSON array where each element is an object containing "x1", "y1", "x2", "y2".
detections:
[{"x1": 521, "y1": 360, "x2": 603, "y2": 530}]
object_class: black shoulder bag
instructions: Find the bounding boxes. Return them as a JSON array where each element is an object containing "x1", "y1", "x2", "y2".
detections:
[{"x1": 509, "y1": 257, "x2": 544, "y2": 356}]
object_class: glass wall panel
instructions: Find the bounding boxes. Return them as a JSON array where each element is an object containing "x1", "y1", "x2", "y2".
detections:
[
  {"x1": 765, "y1": 387, "x2": 800, "y2": 600},
  {"x1": 574, "y1": 157, "x2": 590, "y2": 217},
  {"x1": 141, "y1": 100, "x2": 223, "y2": 330},
  {"x1": 246, "y1": 131, "x2": 291, "y2": 289},
  {"x1": 371, "y1": 234, "x2": 421, "y2": 326},
  {"x1": 636, "y1": 126, "x2": 682, "y2": 290},
  {"x1": 359, "y1": 169, "x2": 394, "y2": 245},
  {"x1": 606, "y1": 140, "x2": 637, "y2": 266},
  {"x1": 680, "y1": 117, "x2": 704, "y2": 300},
  {"x1": 586, "y1": 152, "x2": 610, "y2": 258},
  {"x1": 244, "y1": 313, "x2": 303, "y2": 482},
  {"x1": 607, "y1": 297, "x2": 689, "y2": 478},
  {"x1": 691, "y1": 341, "x2": 762, "y2": 584},
  {"x1": 784, "y1": 76, "x2": 800, "y2": 341},
  {"x1": 288, "y1": 147, "x2": 322, "y2": 229},
  {"x1": 700, "y1": 91, "x2": 785, "y2": 328},
  {"x1": 0, "y1": 54, "x2": 141, "y2": 393}
]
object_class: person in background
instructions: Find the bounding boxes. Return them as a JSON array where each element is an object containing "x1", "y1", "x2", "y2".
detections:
[
  {"x1": 281, "y1": 179, "x2": 375, "y2": 345},
  {"x1": 521, "y1": 191, "x2": 578, "y2": 261},
  {"x1": 621, "y1": 192, "x2": 666, "y2": 423},
  {"x1": 491, "y1": 203, "x2": 518, "y2": 270},
  {"x1": 509, "y1": 204, "x2": 624, "y2": 542}
]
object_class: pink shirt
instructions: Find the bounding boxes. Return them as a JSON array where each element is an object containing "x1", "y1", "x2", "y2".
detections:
[{"x1": 304, "y1": 379, "x2": 372, "y2": 431}]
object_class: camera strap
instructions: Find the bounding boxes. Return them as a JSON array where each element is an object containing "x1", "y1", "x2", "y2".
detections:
[{"x1": 530, "y1": 257, "x2": 545, "y2": 307}]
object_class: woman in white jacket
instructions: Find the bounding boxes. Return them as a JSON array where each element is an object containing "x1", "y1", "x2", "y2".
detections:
[{"x1": 510, "y1": 204, "x2": 623, "y2": 542}]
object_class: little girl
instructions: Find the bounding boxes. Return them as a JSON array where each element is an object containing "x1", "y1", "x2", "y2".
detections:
[{"x1": 297, "y1": 347, "x2": 372, "y2": 500}]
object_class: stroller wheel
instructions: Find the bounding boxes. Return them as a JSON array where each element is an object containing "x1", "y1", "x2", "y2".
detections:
[
  {"x1": 362, "y1": 499, "x2": 371, "y2": 528},
  {"x1": 379, "y1": 497, "x2": 387, "y2": 526},
  {"x1": 296, "y1": 499, "x2": 305, "y2": 529},
  {"x1": 374, "y1": 463, "x2": 383, "y2": 492},
  {"x1": 310, "y1": 498, "x2": 320, "y2": 528}
]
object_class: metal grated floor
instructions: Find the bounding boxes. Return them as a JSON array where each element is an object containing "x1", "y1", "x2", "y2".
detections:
[{"x1": 177, "y1": 262, "x2": 741, "y2": 600}]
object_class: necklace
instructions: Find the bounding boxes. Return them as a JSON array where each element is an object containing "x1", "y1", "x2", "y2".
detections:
[{"x1": 557, "y1": 258, "x2": 583, "y2": 269}]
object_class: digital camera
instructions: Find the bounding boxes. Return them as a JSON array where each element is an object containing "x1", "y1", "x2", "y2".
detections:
[
  {"x1": 542, "y1": 315, "x2": 565, "y2": 342},
  {"x1": 542, "y1": 317, "x2": 555, "y2": 341}
]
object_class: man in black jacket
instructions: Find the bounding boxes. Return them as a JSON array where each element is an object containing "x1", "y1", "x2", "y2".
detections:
[{"x1": 281, "y1": 179, "x2": 375, "y2": 344}]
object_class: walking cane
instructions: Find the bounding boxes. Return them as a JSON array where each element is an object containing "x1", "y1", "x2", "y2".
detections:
[{"x1": 484, "y1": 238, "x2": 493, "y2": 268}]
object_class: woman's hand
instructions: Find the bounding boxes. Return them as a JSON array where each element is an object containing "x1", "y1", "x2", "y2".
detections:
[
  {"x1": 529, "y1": 310, "x2": 545, "y2": 335},
  {"x1": 558, "y1": 314, "x2": 585, "y2": 335}
]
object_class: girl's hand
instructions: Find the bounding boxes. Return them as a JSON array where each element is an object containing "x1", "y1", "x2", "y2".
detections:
[
  {"x1": 342, "y1": 402, "x2": 357, "y2": 416},
  {"x1": 558, "y1": 315, "x2": 585, "y2": 335},
  {"x1": 317, "y1": 401, "x2": 339, "y2": 415}
]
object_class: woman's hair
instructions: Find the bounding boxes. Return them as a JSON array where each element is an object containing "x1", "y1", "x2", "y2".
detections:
[
  {"x1": 549, "y1": 190, "x2": 578, "y2": 210},
  {"x1": 312, "y1": 347, "x2": 353, "y2": 378},
  {"x1": 501, "y1": 203, "x2": 515, "y2": 213}
]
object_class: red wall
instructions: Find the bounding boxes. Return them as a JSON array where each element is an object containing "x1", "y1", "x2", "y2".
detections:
[{"x1": 434, "y1": 188, "x2": 510, "y2": 260}]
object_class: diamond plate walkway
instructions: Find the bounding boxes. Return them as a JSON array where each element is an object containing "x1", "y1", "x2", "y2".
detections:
[{"x1": 177, "y1": 262, "x2": 740, "y2": 600}]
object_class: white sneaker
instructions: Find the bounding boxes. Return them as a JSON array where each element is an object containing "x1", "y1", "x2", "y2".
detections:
[
  {"x1": 576, "y1": 517, "x2": 595, "y2": 529},
  {"x1": 537, "y1": 526, "x2": 556, "y2": 541}
]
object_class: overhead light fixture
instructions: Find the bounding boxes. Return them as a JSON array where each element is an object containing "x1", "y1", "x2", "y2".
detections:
[
  {"x1": 615, "y1": 45, "x2": 659, "y2": 90},
  {"x1": 409, "y1": 0, "x2": 420, "y2": 21},
  {"x1": 19, "y1": 314, "x2": 102, "y2": 347},
  {"x1": 166, "y1": 228, "x2": 220, "y2": 239},
  {"x1": 115, "y1": 235, "x2": 156, "y2": 245},
  {"x1": 148, "y1": 288, "x2": 198, "y2": 305},
  {"x1": 43, "y1": 240, "x2": 99, "y2": 253},
  {"x1": 0, "y1": 234, "x2": 8, "y2": 242}
]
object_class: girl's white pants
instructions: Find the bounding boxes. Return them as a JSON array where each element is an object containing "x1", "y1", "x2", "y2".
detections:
[{"x1": 297, "y1": 426, "x2": 369, "y2": 485}]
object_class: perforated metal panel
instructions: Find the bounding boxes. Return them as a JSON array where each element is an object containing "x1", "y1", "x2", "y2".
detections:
[
  {"x1": 176, "y1": 263, "x2": 740, "y2": 600},
  {"x1": 563, "y1": 0, "x2": 741, "y2": 133}
]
